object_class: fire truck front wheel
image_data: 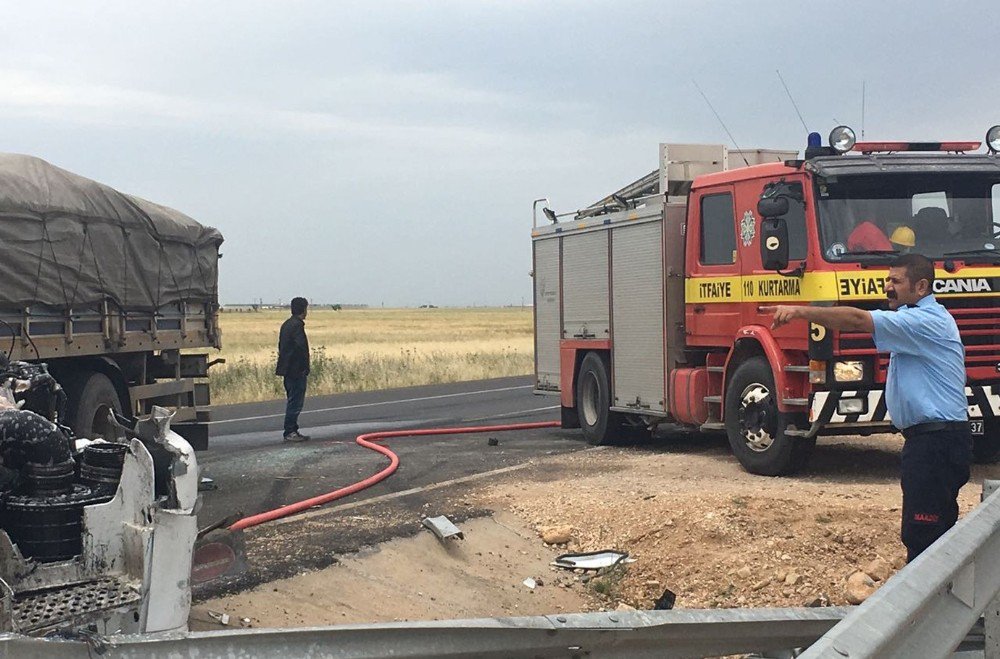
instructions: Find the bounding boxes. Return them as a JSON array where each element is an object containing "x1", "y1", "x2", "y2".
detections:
[
  {"x1": 724, "y1": 357, "x2": 814, "y2": 476},
  {"x1": 576, "y1": 352, "x2": 625, "y2": 445}
]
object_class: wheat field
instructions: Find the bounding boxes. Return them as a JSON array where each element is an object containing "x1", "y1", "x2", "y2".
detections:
[{"x1": 209, "y1": 307, "x2": 534, "y2": 404}]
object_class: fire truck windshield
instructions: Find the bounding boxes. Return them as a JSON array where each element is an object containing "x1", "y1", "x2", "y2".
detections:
[{"x1": 816, "y1": 173, "x2": 1000, "y2": 263}]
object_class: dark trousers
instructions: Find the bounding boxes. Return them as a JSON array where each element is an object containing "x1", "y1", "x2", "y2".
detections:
[
  {"x1": 900, "y1": 423, "x2": 972, "y2": 562},
  {"x1": 283, "y1": 375, "x2": 308, "y2": 436}
]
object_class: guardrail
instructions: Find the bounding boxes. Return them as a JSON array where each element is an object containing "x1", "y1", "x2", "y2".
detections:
[{"x1": 3, "y1": 481, "x2": 1000, "y2": 658}]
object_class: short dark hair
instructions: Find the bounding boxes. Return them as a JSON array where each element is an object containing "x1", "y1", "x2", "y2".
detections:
[
  {"x1": 290, "y1": 297, "x2": 308, "y2": 315},
  {"x1": 891, "y1": 253, "x2": 935, "y2": 289}
]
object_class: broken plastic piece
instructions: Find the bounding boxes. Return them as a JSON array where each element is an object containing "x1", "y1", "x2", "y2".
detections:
[
  {"x1": 552, "y1": 550, "x2": 633, "y2": 571},
  {"x1": 653, "y1": 587, "x2": 676, "y2": 610},
  {"x1": 522, "y1": 577, "x2": 536, "y2": 589},
  {"x1": 207, "y1": 610, "x2": 231, "y2": 625},
  {"x1": 422, "y1": 515, "x2": 464, "y2": 540}
]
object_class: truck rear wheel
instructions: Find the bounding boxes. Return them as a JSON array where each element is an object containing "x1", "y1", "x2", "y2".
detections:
[
  {"x1": 724, "y1": 357, "x2": 814, "y2": 476},
  {"x1": 576, "y1": 352, "x2": 624, "y2": 445},
  {"x1": 65, "y1": 372, "x2": 123, "y2": 440},
  {"x1": 973, "y1": 421, "x2": 1000, "y2": 464}
]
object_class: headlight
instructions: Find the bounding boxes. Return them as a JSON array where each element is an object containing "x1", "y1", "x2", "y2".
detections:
[
  {"x1": 833, "y1": 360, "x2": 864, "y2": 382},
  {"x1": 987, "y1": 125, "x2": 1000, "y2": 154},
  {"x1": 829, "y1": 125, "x2": 857, "y2": 153}
]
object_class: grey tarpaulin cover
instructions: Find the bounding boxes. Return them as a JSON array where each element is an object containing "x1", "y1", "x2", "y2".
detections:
[{"x1": 0, "y1": 153, "x2": 222, "y2": 312}]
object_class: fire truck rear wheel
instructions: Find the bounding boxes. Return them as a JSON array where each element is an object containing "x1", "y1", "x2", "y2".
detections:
[
  {"x1": 65, "y1": 372, "x2": 123, "y2": 441},
  {"x1": 724, "y1": 357, "x2": 814, "y2": 476},
  {"x1": 576, "y1": 352, "x2": 625, "y2": 445},
  {"x1": 973, "y1": 421, "x2": 1000, "y2": 464}
]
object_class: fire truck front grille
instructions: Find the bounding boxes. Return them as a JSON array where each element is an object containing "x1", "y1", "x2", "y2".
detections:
[{"x1": 838, "y1": 298, "x2": 1000, "y2": 380}]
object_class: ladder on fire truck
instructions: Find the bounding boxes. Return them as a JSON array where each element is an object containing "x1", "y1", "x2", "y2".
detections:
[{"x1": 576, "y1": 144, "x2": 795, "y2": 220}]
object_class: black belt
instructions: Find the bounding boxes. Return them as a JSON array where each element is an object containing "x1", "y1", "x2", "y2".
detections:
[{"x1": 901, "y1": 420, "x2": 968, "y2": 439}]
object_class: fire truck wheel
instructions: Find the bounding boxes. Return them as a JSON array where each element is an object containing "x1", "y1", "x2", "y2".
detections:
[
  {"x1": 64, "y1": 372, "x2": 123, "y2": 441},
  {"x1": 724, "y1": 357, "x2": 814, "y2": 476},
  {"x1": 973, "y1": 422, "x2": 1000, "y2": 464},
  {"x1": 576, "y1": 352, "x2": 625, "y2": 445}
]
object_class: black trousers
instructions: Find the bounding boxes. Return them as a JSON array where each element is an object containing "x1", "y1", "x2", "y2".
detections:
[
  {"x1": 283, "y1": 375, "x2": 308, "y2": 436},
  {"x1": 900, "y1": 423, "x2": 972, "y2": 562}
]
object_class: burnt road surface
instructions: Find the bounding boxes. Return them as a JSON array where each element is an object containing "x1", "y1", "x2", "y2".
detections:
[{"x1": 195, "y1": 375, "x2": 588, "y2": 527}]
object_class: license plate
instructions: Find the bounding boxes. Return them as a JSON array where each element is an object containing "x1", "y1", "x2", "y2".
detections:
[{"x1": 971, "y1": 420, "x2": 985, "y2": 436}]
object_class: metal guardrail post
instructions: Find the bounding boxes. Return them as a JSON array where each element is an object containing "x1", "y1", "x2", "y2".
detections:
[{"x1": 984, "y1": 479, "x2": 1000, "y2": 659}]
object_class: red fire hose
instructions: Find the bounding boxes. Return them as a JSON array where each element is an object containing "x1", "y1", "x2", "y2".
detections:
[{"x1": 228, "y1": 420, "x2": 560, "y2": 532}]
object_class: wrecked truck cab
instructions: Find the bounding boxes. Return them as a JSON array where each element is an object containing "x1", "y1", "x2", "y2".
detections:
[{"x1": 0, "y1": 384, "x2": 199, "y2": 636}]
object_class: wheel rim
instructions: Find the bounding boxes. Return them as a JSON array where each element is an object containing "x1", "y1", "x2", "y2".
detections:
[
  {"x1": 581, "y1": 370, "x2": 601, "y2": 427},
  {"x1": 737, "y1": 382, "x2": 777, "y2": 452}
]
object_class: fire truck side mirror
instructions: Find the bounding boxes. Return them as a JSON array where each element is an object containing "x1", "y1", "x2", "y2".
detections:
[
  {"x1": 760, "y1": 216, "x2": 790, "y2": 271},
  {"x1": 757, "y1": 196, "x2": 789, "y2": 219}
]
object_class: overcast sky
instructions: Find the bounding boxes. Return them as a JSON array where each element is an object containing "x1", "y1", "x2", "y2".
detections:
[{"x1": 2, "y1": 1, "x2": 998, "y2": 306}]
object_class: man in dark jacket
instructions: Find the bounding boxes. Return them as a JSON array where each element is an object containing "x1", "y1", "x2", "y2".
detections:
[{"x1": 276, "y1": 297, "x2": 310, "y2": 442}]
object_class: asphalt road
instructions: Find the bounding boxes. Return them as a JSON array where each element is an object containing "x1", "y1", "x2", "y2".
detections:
[{"x1": 196, "y1": 376, "x2": 588, "y2": 526}]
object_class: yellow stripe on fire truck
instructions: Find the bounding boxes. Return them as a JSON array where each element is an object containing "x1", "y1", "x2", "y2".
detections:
[{"x1": 685, "y1": 268, "x2": 1000, "y2": 304}]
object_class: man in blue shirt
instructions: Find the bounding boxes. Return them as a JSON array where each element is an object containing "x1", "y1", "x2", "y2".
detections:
[{"x1": 762, "y1": 254, "x2": 972, "y2": 562}]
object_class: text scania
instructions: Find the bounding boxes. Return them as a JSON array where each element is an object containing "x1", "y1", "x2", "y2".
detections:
[
  {"x1": 698, "y1": 281, "x2": 731, "y2": 298},
  {"x1": 933, "y1": 278, "x2": 992, "y2": 294},
  {"x1": 757, "y1": 279, "x2": 800, "y2": 296}
]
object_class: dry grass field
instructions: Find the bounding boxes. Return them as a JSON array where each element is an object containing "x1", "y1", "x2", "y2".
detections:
[{"x1": 209, "y1": 308, "x2": 534, "y2": 404}]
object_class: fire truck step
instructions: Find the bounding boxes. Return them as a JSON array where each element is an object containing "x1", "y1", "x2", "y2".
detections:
[{"x1": 703, "y1": 395, "x2": 722, "y2": 404}]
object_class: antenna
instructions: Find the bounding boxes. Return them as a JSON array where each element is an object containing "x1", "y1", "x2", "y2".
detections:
[
  {"x1": 692, "y1": 80, "x2": 750, "y2": 167},
  {"x1": 776, "y1": 69, "x2": 810, "y2": 135},
  {"x1": 861, "y1": 80, "x2": 866, "y2": 139}
]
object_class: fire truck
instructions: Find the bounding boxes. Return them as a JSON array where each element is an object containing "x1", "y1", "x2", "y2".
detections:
[{"x1": 532, "y1": 126, "x2": 1000, "y2": 475}]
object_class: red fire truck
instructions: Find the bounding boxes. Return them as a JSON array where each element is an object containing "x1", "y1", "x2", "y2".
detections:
[{"x1": 532, "y1": 127, "x2": 1000, "y2": 475}]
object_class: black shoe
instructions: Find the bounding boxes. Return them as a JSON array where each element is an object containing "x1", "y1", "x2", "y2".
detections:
[{"x1": 283, "y1": 431, "x2": 310, "y2": 442}]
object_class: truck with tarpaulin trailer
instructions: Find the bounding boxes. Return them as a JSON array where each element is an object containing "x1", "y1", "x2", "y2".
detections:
[{"x1": 0, "y1": 153, "x2": 222, "y2": 448}]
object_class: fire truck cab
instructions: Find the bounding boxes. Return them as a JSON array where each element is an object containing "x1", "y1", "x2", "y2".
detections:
[{"x1": 532, "y1": 126, "x2": 1000, "y2": 475}]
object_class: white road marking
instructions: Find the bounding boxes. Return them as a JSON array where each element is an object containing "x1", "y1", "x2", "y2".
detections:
[{"x1": 209, "y1": 384, "x2": 535, "y2": 425}]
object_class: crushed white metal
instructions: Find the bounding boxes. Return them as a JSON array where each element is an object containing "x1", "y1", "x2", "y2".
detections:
[
  {"x1": 421, "y1": 516, "x2": 464, "y2": 541},
  {"x1": 0, "y1": 406, "x2": 199, "y2": 636},
  {"x1": 552, "y1": 551, "x2": 632, "y2": 571}
]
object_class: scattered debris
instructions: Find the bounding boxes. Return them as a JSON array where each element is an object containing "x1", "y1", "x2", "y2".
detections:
[
  {"x1": 422, "y1": 515, "x2": 464, "y2": 541},
  {"x1": 207, "y1": 611, "x2": 230, "y2": 625},
  {"x1": 198, "y1": 476, "x2": 217, "y2": 492},
  {"x1": 652, "y1": 588, "x2": 676, "y2": 610},
  {"x1": 522, "y1": 577, "x2": 536, "y2": 589},
  {"x1": 487, "y1": 437, "x2": 500, "y2": 446},
  {"x1": 240, "y1": 617, "x2": 252, "y2": 627},
  {"x1": 552, "y1": 550, "x2": 631, "y2": 571}
]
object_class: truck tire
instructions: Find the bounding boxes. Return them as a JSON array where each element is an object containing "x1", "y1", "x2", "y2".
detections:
[
  {"x1": 65, "y1": 372, "x2": 123, "y2": 440},
  {"x1": 576, "y1": 352, "x2": 624, "y2": 445},
  {"x1": 973, "y1": 421, "x2": 1000, "y2": 464},
  {"x1": 724, "y1": 357, "x2": 814, "y2": 476}
]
